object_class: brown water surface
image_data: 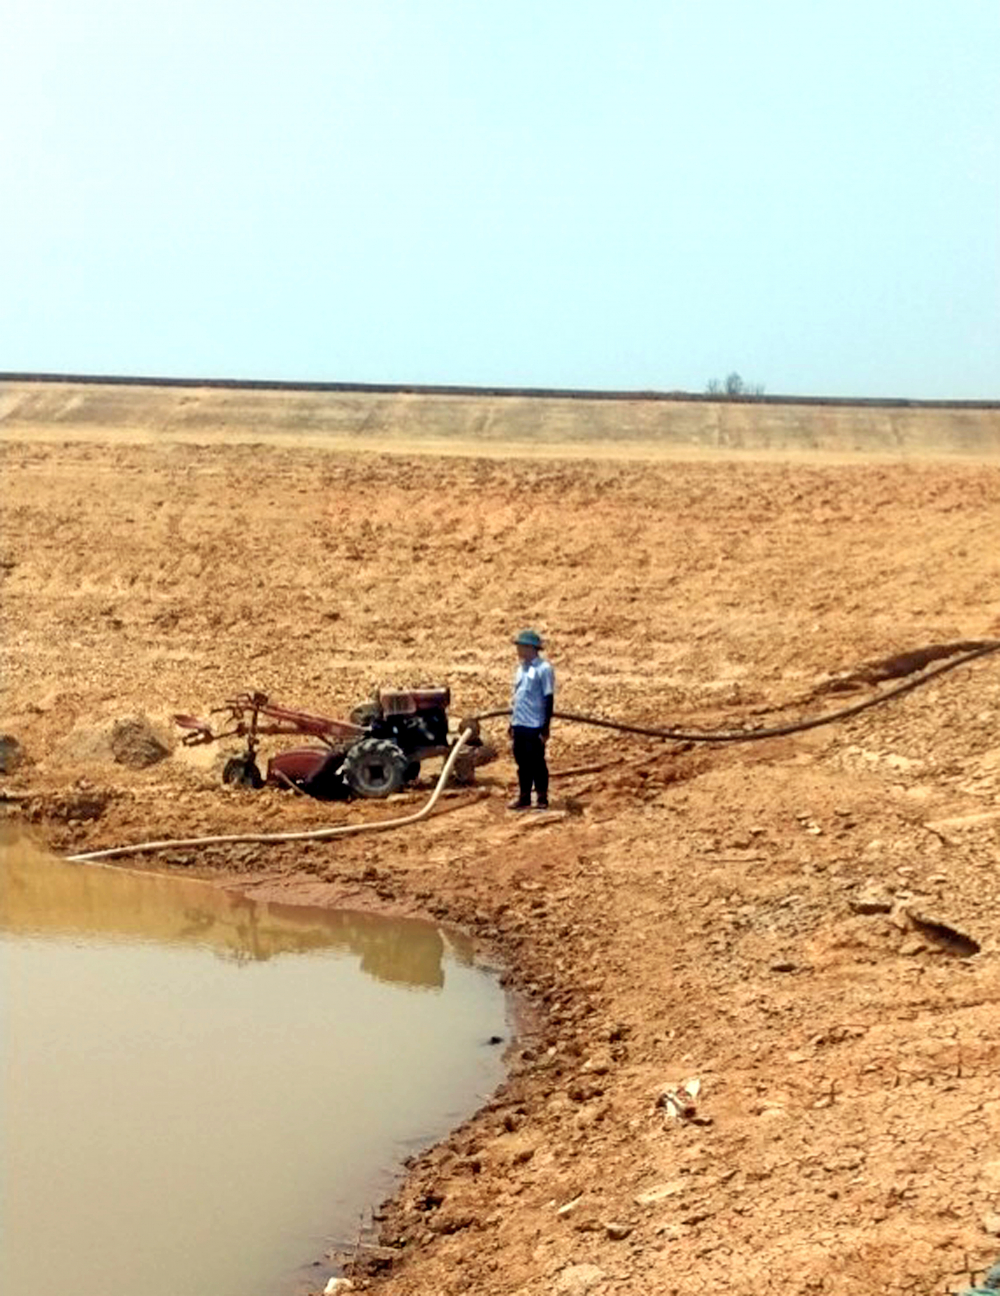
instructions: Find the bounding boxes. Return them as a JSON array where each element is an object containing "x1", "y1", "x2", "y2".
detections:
[{"x1": 0, "y1": 832, "x2": 507, "y2": 1296}]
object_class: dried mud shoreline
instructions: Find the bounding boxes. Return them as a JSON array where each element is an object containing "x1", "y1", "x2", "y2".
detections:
[{"x1": 3, "y1": 400, "x2": 1000, "y2": 1296}]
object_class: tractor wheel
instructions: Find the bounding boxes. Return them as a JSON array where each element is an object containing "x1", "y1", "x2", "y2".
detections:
[
  {"x1": 222, "y1": 755, "x2": 263, "y2": 789},
  {"x1": 350, "y1": 702, "x2": 380, "y2": 727},
  {"x1": 343, "y1": 738, "x2": 407, "y2": 799}
]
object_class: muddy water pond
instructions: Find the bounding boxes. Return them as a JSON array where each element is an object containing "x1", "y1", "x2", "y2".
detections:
[{"x1": 0, "y1": 834, "x2": 508, "y2": 1296}]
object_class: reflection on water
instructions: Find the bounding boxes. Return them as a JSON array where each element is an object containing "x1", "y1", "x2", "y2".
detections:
[
  {"x1": 0, "y1": 833, "x2": 460, "y2": 988},
  {"x1": 0, "y1": 831, "x2": 506, "y2": 1296}
]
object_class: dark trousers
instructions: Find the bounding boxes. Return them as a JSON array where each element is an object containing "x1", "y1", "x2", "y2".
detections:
[{"x1": 512, "y1": 726, "x2": 549, "y2": 805}]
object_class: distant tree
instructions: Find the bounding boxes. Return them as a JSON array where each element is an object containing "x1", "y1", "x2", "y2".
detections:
[{"x1": 705, "y1": 371, "x2": 765, "y2": 398}]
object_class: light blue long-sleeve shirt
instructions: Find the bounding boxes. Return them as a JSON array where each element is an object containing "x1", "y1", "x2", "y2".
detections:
[{"x1": 511, "y1": 657, "x2": 555, "y2": 728}]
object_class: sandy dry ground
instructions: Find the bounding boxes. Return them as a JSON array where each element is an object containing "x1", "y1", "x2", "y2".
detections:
[{"x1": 3, "y1": 398, "x2": 1000, "y2": 1296}]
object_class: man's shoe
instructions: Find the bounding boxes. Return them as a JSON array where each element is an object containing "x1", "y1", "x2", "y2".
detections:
[
  {"x1": 507, "y1": 799, "x2": 531, "y2": 812},
  {"x1": 534, "y1": 801, "x2": 550, "y2": 811}
]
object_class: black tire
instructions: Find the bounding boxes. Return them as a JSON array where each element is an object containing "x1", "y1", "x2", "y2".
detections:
[
  {"x1": 350, "y1": 701, "x2": 380, "y2": 728},
  {"x1": 222, "y1": 755, "x2": 263, "y2": 789},
  {"x1": 343, "y1": 738, "x2": 407, "y2": 799}
]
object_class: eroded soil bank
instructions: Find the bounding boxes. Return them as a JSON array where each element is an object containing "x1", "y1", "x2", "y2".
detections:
[{"x1": 3, "y1": 427, "x2": 1000, "y2": 1296}]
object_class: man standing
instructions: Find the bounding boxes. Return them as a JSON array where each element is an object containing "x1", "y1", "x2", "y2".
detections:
[{"x1": 509, "y1": 629, "x2": 555, "y2": 811}]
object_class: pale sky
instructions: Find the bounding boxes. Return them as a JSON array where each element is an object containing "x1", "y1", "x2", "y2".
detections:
[{"x1": 2, "y1": 0, "x2": 998, "y2": 397}]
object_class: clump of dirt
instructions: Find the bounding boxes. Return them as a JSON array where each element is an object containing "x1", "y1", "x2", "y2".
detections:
[
  {"x1": 109, "y1": 716, "x2": 171, "y2": 768},
  {"x1": 61, "y1": 715, "x2": 172, "y2": 768},
  {"x1": 21, "y1": 782, "x2": 111, "y2": 824},
  {"x1": 0, "y1": 733, "x2": 24, "y2": 773}
]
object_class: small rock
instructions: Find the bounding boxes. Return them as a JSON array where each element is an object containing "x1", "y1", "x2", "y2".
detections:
[
  {"x1": 635, "y1": 1181, "x2": 685, "y2": 1207},
  {"x1": 984, "y1": 1212, "x2": 1000, "y2": 1236},
  {"x1": 850, "y1": 891, "x2": 892, "y2": 915},
  {"x1": 899, "y1": 937, "x2": 926, "y2": 956},
  {"x1": 605, "y1": 1221, "x2": 633, "y2": 1241},
  {"x1": 428, "y1": 1209, "x2": 475, "y2": 1234},
  {"x1": 555, "y1": 1263, "x2": 606, "y2": 1295},
  {"x1": 770, "y1": 960, "x2": 797, "y2": 973},
  {"x1": 323, "y1": 1279, "x2": 354, "y2": 1295}
]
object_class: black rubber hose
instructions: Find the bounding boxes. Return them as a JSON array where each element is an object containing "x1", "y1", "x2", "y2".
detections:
[{"x1": 476, "y1": 641, "x2": 1000, "y2": 745}]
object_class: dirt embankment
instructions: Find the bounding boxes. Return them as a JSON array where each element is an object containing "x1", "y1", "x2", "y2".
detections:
[
  {"x1": 3, "y1": 377, "x2": 1000, "y2": 458},
  {"x1": 2, "y1": 421, "x2": 1000, "y2": 1296}
]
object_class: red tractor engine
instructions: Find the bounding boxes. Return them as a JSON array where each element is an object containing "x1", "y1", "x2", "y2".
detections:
[{"x1": 174, "y1": 688, "x2": 493, "y2": 800}]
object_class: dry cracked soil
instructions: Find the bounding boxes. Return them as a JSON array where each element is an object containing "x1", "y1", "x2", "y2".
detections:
[{"x1": 2, "y1": 400, "x2": 1000, "y2": 1296}]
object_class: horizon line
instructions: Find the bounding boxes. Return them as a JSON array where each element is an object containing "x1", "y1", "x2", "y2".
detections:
[{"x1": 2, "y1": 371, "x2": 998, "y2": 411}]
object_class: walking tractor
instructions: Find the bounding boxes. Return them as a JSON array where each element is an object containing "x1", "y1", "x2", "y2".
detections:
[{"x1": 173, "y1": 688, "x2": 495, "y2": 800}]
